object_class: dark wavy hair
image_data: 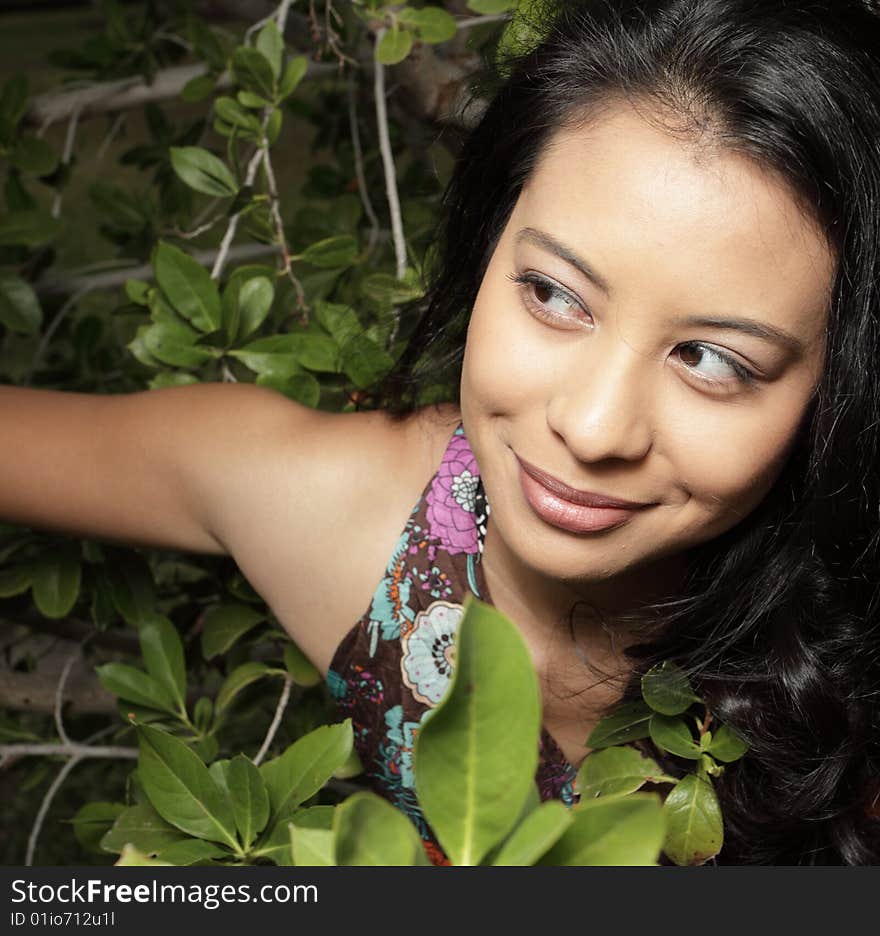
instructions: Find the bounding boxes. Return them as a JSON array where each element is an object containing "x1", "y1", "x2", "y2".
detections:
[{"x1": 375, "y1": 0, "x2": 880, "y2": 864}]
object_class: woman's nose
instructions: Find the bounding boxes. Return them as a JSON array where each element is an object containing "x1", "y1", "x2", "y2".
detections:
[{"x1": 545, "y1": 336, "x2": 655, "y2": 464}]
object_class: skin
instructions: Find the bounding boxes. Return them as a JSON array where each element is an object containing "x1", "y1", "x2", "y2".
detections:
[{"x1": 458, "y1": 102, "x2": 836, "y2": 760}]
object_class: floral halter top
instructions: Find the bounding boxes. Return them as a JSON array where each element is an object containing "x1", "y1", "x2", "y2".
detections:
[{"x1": 326, "y1": 422, "x2": 579, "y2": 865}]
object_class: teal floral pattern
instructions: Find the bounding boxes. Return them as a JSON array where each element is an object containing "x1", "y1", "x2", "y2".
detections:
[{"x1": 326, "y1": 422, "x2": 578, "y2": 865}]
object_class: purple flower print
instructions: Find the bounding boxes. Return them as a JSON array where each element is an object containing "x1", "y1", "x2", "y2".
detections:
[{"x1": 426, "y1": 430, "x2": 481, "y2": 554}]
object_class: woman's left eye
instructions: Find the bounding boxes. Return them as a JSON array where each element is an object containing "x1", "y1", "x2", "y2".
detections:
[{"x1": 508, "y1": 271, "x2": 587, "y2": 324}]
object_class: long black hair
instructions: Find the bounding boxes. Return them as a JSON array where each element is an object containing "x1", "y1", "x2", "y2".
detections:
[{"x1": 376, "y1": 0, "x2": 880, "y2": 864}]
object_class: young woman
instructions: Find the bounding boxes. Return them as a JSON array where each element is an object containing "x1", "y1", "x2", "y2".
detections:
[{"x1": 3, "y1": 0, "x2": 880, "y2": 864}]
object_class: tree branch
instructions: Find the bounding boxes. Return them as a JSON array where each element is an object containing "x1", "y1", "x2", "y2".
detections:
[
  {"x1": 25, "y1": 755, "x2": 81, "y2": 867},
  {"x1": 374, "y1": 29, "x2": 408, "y2": 280},
  {"x1": 253, "y1": 675, "x2": 293, "y2": 766}
]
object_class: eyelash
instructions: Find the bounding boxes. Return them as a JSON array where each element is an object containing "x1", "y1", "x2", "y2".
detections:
[{"x1": 507, "y1": 271, "x2": 760, "y2": 390}]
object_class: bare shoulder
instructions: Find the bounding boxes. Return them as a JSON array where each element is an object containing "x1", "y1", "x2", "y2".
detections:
[{"x1": 210, "y1": 393, "x2": 462, "y2": 675}]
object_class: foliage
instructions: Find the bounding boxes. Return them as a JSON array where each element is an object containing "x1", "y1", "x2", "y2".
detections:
[{"x1": 0, "y1": 0, "x2": 747, "y2": 867}]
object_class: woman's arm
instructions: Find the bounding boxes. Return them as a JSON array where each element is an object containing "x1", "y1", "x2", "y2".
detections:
[{"x1": 0, "y1": 381, "x2": 309, "y2": 556}]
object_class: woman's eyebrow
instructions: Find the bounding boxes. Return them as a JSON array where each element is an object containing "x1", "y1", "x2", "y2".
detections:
[
  {"x1": 514, "y1": 226, "x2": 806, "y2": 356},
  {"x1": 516, "y1": 227, "x2": 612, "y2": 295}
]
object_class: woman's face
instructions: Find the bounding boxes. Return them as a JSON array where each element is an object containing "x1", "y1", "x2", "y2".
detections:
[{"x1": 460, "y1": 102, "x2": 835, "y2": 600}]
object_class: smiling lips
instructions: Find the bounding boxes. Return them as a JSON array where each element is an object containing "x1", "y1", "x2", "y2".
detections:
[{"x1": 516, "y1": 455, "x2": 653, "y2": 533}]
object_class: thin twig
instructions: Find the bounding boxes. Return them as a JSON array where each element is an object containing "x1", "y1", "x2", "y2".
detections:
[
  {"x1": 211, "y1": 142, "x2": 268, "y2": 281},
  {"x1": 52, "y1": 107, "x2": 82, "y2": 219},
  {"x1": 26, "y1": 755, "x2": 81, "y2": 866},
  {"x1": 347, "y1": 75, "x2": 380, "y2": 257},
  {"x1": 456, "y1": 14, "x2": 510, "y2": 30},
  {"x1": 253, "y1": 675, "x2": 293, "y2": 766},
  {"x1": 53, "y1": 651, "x2": 80, "y2": 747},
  {"x1": 261, "y1": 146, "x2": 307, "y2": 313},
  {"x1": 0, "y1": 743, "x2": 139, "y2": 760},
  {"x1": 373, "y1": 28, "x2": 407, "y2": 280},
  {"x1": 95, "y1": 112, "x2": 126, "y2": 162}
]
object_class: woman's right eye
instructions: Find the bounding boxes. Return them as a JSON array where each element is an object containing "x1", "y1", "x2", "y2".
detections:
[{"x1": 507, "y1": 271, "x2": 590, "y2": 327}]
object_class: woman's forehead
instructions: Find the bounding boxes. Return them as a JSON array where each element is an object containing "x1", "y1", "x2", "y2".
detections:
[{"x1": 512, "y1": 104, "x2": 835, "y2": 349}]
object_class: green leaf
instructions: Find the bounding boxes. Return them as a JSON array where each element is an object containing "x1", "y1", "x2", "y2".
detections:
[
  {"x1": 279, "y1": 56, "x2": 307, "y2": 100},
  {"x1": 585, "y1": 700, "x2": 654, "y2": 749},
  {"x1": 31, "y1": 545, "x2": 81, "y2": 618},
  {"x1": 707, "y1": 723, "x2": 749, "y2": 763},
  {"x1": 256, "y1": 21, "x2": 284, "y2": 79},
  {"x1": 236, "y1": 275, "x2": 274, "y2": 339},
  {"x1": 220, "y1": 265, "x2": 275, "y2": 343},
  {"x1": 215, "y1": 662, "x2": 276, "y2": 715},
  {"x1": 0, "y1": 210, "x2": 60, "y2": 247},
  {"x1": 283, "y1": 642, "x2": 321, "y2": 687},
  {"x1": 0, "y1": 272, "x2": 41, "y2": 335},
  {"x1": 361, "y1": 271, "x2": 424, "y2": 305},
  {"x1": 180, "y1": 74, "x2": 215, "y2": 103},
  {"x1": 71, "y1": 802, "x2": 125, "y2": 855},
  {"x1": 260, "y1": 720, "x2": 354, "y2": 821},
  {"x1": 153, "y1": 241, "x2": 221, "y2": 333},
  {"x1": 142, "y1": 322, "x2": 215, "y2": 369},
  {"x1": 290, "y1": 825, "x2": 335, "y2": 866},
  {"x1": 100, "y1": 802, "x2": 188, "y2": 855},
  {"x1": 10, "y1": 136, "x2": 58, "y2": 177},
  {"x1": 232, "y1": 46, "x2": 276, "y2": 99},
  {"x1": 105, "y1": 552, "x2": 156, "y2": 627},
  {"x1": 227, "y1": 754, "x2": 270, "y2": 849},
  {"x1": 300, "y1": 235, "x2": 359, "y2": 269},
  {"x1": 334, "y1": 792, "x2": 428, "y2": 866},
  {"x1": 577, "y1": 746, "x2": 677, "y2": 800},
  {"x1": 290, "y1": 333, "x2": 339, "y2": 372},
  {"x1": 201, "y1": 603, "x2": 267, "y2": 659},
  {"x1": 95, "y1": 663, "x2": 177, "y2": 714},
  {"x1": 649, "y1": 714, "x2": 703, "y2": 760},
  {"x1": 415, "y1": 596, "x2": 541, "y2": 866},
  {"x1": 136, "y1": 723, "x2": 238, "y2": 848},
  {"x1": 641, "y1": 661, "x2": 701, "y2": 715},
  {"x1": 662, "y1": 774, "x2": 724, "y2": 865},
  {"x1": 492, "y1": 801, "x2": 573, "y2": 866},
  {"x1": 339, "y1": 333, "x2": 394, "y2": 389},
  {"x1": 170, "y1": 146, "x2": 238, "y2": 198},
  {"x1": 214, "y1": 96, "x2": 262, "y2": 134},
  {"x1": 0, "y1": 563, "x2": 32, "y2": 598},
  {"x1": 375, "y1": 27, "x2": 414, "y2": 66},
  {"x1": 155, "y1": 839, "x2": 229, "y2": 865},
  {"x1": 467, "y1": 0, "x2": 515, "y2": 12},
  {"x1": 398, "y1": 7, "x2": 458, "y2": 44},
  {"x1": 256, "y1": 373, "x2": 321, "y2": 408},
  {"x1": 0, "y1": 74, "x2": 28, "y2": 131},
  {"x1": 125, "y1": 278, "x2": 151, "y2": 306},
  {"x1": 139, "y1": 615, "x2": 186, "y2": 712},
  {"x1": 314, "y1": 300, "x2": 362, "y2": 345},
  {"x1": 115, "y1": 844, "x2": 172, "y2": 866},
  {"x1": 227, "y1": 334, "x2": 303, "y2": 378},
  {"x1": 539, "y1": 793, "x2": 666, "y2": 866}
]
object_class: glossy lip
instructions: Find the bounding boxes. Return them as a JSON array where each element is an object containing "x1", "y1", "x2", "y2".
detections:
[{"x1": 515, "y1": 455, "x2": 652, "y2": 509}]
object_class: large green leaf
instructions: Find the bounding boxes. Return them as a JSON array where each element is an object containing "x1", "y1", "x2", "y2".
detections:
[
  {"x1": 260, "y1": 720, "x2": 354, "y2": 822},
  {"x1": 72, "y1": 802, "x2": 125, "y2": 855},
  {"x1": 136, "y1": 724, "x2": 238, "y2": 848},
  {"x1": 300, "y1": 235, "x2": 359, "y2": 269},
  {"x1": 283, "y1": 642, "x2": 321, "y2": 687},
  {"x1": 232, "y1": 47, "x2": 276, "y2": 99},
  {"x1": 96, "y1": 663, "x2": 177, "y2": 714},
  {"x1": 398, "y1": 7, "x2": 457, "y2": 44},
  {"x1": 227, "y1": 754, "x2": 269, "y2": 849},
  {"x1": 576, "y1": 746, "x2": 677, "y2": 800},
  {"x1": 585, "y1": 700, "x2": 654, "y2": 749},
  {"x1": 30, "y1": 546, "x2": 81, "y2": 618},
  {"x1": 641, "y1": 661, "x2": 701, "y2": 715},
  {"x1": 105, "y1": 552, "x2": 156, "y2": 627},
  {"x1": 538, "y1": 793, "x2": 666, "y2": 866},
  {"x1": 139, "y1": 615, "x2": 186, "y2": 712},
  {"x1": 153, "y1": 241, "x2": 221, "y2": 333},
  {"x1": 155, "y1": 839, "x2": 229, "y2": 865},
  {"x1": 467, "y1": 0, "x2": 515, "y2": 12},
  {"x1": 334, "y1": 793, "x2": 428, "y2": 866},
  {"x1": 662, "y1": 774, "x2": 724, "y2": 866},
  {"x1": 0, "y1": 272, "x2": 41, "y2": 334},
  {"x1": 228, "y1": 335, "x2": 305, "y2": 378},
  {"x1": 256, "y1": 373, "x2": 321, "y2": 408},
  {"x1": 200, "y1": 603, "x2": 267, "y2": 659},
  {"x1": 142, "y1": 322, "x2": 215, "y2": 369},
  {"x1": 235, "y1": 276, "x2": 274, "y2": 341},
  {"x1": 414, "y1": 596, "x2": 542, "y2": 866},
  {"x1": 256, "y1": 21, "x2": 283, "y2": 79},
  {"x1": 252, "y1": 805, "x2": 333, "y2": 865},
  {"x1": 100, "y1": 802, "x2": 188, "y2": 855},
  {"x1": 170, "y1": 146, "x2": 238, "y2": 198},
  {"x1": 339, "y1": 333, "x2": 394, "y2": 389},
  {"x1": 491, "y1": 801, "x2": 573, "y2": 866},
  {"x1": 290, "y1": 826, "x2": 335, "y2": 866}
]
